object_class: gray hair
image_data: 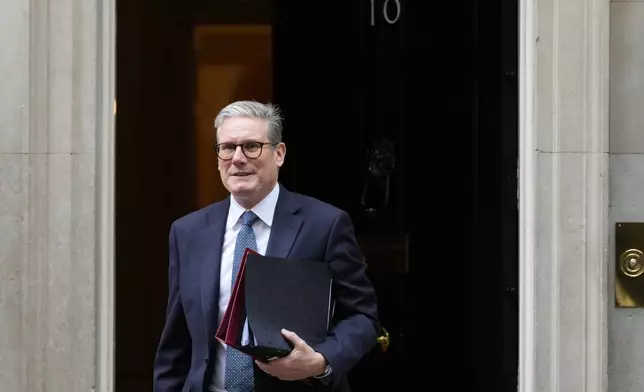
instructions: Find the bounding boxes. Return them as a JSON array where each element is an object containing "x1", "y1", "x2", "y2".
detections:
[{"x1": 214, "y1": 100, "x2": 283, "y2": 144}]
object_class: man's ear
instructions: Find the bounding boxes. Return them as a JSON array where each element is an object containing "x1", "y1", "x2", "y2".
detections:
[{"x1": 276, "y1": 142, "x2": 286, "y2": 168}]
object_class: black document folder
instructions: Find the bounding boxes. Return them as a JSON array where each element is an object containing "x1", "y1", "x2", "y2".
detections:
[
  {"x1": 244, "y1": 252, "x2": 334, "y2": 360},
  {"x1": 216, "y1": 248, "x2": 335, "y2": 363}
]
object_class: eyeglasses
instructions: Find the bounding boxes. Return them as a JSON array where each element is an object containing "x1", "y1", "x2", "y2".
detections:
[{"x1": 214, "y1": 141, "x2": 276, "y2": 160}]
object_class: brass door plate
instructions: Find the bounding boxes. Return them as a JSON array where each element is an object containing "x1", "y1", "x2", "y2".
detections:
[{"x1": 615, "y1": 222, "x2": 644, "y2": 307}]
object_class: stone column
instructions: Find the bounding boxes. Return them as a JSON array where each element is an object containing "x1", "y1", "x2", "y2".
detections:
[
  {"x1": 519, "y1": 0, "x2": 610, "y2": 391},
  {"x1": 0, "y1": 0, "x2": 115, "y2": 391}
]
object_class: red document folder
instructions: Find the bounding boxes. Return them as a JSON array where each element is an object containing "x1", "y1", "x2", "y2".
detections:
[{"x1": 215, "y1": 247, "x2": 257, "y2": 352}]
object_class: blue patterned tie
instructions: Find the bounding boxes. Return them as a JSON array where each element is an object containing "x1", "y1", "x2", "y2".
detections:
[{"x1": 225, "y1": 210, "x2": 258, "y2": 391}]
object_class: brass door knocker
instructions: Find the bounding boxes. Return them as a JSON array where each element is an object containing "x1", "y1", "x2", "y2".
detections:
[{"x1": 361, "y1": 138, "x2": 395, "y2": 216}]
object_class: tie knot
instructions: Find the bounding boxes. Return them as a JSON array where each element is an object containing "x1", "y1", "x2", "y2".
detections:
[{"x1": 241, "y1": 210, "x2": 258, "y2": 227}]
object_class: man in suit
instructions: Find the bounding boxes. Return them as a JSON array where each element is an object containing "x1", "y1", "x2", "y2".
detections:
[{"x1": 153, "y1": 101, "x2": 380, "y2": 392}]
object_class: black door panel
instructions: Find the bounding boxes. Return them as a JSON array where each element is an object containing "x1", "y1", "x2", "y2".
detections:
[{"x1": 273, "y1": 1, "x2": 517, "y2": 391}]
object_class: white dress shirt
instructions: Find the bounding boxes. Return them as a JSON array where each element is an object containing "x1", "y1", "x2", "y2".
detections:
[{"x1": 209, "y1": 183, "x2": 280, "y2": 392}]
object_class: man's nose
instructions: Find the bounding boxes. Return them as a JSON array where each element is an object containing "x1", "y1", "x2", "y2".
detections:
[{"x1": 231, "y1": 146, "x2": 247, "y2": 163}]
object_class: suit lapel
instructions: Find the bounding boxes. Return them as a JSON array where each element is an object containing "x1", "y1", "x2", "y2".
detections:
[
  {"x1": 199, "y1": 198, "x2": 229, "y2": 346},
  {"x1": 266, "y1": 186, "x2": 303, "y2": 259}
]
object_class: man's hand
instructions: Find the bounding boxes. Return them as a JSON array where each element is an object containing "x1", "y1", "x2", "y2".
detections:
[{"x1": 255, "y1": 329, "x2": 327, "y2": 381}]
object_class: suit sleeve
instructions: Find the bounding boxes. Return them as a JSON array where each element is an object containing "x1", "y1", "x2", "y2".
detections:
[
  {"x1": 312, "y1": 211, "x2": 380, "y2": 386},
  {"x1": 153, "y1": 222, "x2": 192, "y2": 392}
]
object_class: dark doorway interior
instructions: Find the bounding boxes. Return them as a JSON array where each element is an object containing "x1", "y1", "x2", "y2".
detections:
[{"x1": 115, "y1": 0, "x2": 518, "y2": 391}]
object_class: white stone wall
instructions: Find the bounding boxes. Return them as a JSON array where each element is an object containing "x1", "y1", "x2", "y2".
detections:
[
  {"x1": 609, "y1": 2, "x2": 644, "y2": 391},
  {"x1": 0, "y1": 0, "x2": 114, "y2": 391}
]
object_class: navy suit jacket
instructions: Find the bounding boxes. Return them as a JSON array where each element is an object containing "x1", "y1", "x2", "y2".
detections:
[{"x1": 153, "y1": 184, "x2": 380, "y2": 392}]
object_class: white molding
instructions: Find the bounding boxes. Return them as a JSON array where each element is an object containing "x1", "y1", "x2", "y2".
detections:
[
  {"x1": 518, "y1": 0, "x2": 536, "y2": 390},
  {"x1": 584, "y1": 3, "x2": 610, "y2": 391},
  {"x1": 96, "y1": 0, "x2": 116, "y2": 390},
  {"x1": 519, "y1": 0, "x2": 609, "y2": 391}
]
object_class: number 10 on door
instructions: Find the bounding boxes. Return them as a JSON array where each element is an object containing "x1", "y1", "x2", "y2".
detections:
[{"x1": 370, "y1": 0, "x2": 402, "y2": 26}]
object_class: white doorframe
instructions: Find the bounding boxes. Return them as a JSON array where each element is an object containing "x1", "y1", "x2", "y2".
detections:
[
  {"x1": 518, "y1": 0, "x2": 610, "y2": 390},
  {"x1": 518, "y1": 0, "x2": 536, "y2": 389},
  {"x1": 97, "y1": 0, "x2": 116, "y2": 390}
]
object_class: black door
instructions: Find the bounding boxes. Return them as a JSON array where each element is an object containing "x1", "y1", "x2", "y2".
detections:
[{"x1": 273, "y1": 1, "x2": 518, "y2": 391}]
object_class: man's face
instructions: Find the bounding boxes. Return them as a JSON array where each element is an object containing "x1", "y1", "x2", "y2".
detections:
[{"x1": 217, "y1": 117, "x2": 285, "y2": 207}]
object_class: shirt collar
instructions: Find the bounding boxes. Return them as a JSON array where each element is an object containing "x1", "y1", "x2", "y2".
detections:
[{"x1": 227, "y1": 182, "x2": 280, "y2": 229}]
